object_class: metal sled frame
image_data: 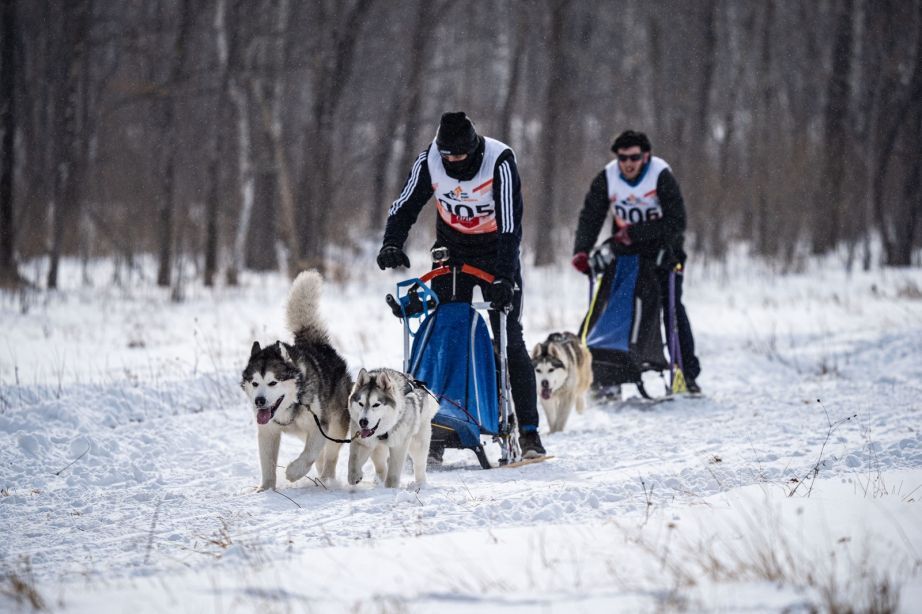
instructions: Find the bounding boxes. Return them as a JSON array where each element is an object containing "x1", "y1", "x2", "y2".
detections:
[
  {"x1": 585, "y1": 245, "x2": 686, "y2": 399},
  {"x1": 389, "y1": 264, "x2": 519, "y2": 468}
]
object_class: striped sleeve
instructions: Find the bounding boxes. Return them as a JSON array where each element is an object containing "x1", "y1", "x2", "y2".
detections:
[
  {"x1": 382, "y1": 149, "x2": 434, "y2": 248},
  {"x1": 492, "y1": 152, "x2": 523, "y2": 281},
  {"x1": 388, "y1": 150, "x2": 429, "y2": 216}
]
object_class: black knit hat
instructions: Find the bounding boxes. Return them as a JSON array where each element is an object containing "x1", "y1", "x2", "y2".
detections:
[
  {"x1": 436, "y1": 112, "x2": 479, "y2": 156},
  {"x1": 611, "y1": 130, "x2": 652, "y2": 153}
]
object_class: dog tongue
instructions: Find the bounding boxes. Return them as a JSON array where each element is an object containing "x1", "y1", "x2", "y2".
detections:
[
  {"x1": 360, "y1": 428, "x2": 375, "y2": 438},
  {"x1": 540, "y1": 383, "x2": 552, "y2": 400},
  {"x1": 256, "y1": 409, "x2": 272, "y2": 425}
]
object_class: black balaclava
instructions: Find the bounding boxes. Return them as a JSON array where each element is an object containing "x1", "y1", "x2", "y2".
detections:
[{"x1": 436, "y1": 112, "x2": 484, "y2": 181}]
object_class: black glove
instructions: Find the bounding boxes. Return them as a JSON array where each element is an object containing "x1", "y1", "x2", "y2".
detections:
[
  {"x1": 376, "y1": 244, "x2": 410, "y2": 270},
  {"x1": 489, "y1": 277, "x2": 515, "y2": 311}
]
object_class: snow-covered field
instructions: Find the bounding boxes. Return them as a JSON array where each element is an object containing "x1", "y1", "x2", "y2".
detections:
[{"x1": 2, "y1": 252, "x2": 921, "y2": 612}]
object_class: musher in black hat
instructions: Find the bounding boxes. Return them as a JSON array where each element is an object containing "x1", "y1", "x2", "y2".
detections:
[
  {"x1": 572, "y1": 130, "x2": 702, "y2": 394},
  {"x1": 376, "y1": 111, "x2": 546, "y2": 460}
]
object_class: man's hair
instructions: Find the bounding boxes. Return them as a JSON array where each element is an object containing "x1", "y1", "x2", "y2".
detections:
[{"x1": 611, "y1": 130, "x2": 652, "y2": 153}]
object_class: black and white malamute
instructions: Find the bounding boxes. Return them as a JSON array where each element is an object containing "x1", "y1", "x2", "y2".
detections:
[
  {"x1": 241, "y1": 271, "x2": 351, "y2": 492},
  {"x1": 346, "y1": 368, "x2": 438, "y2": 489},
  {"x1": 531, "y1": 332, "x2": 593, "y2": 433}
]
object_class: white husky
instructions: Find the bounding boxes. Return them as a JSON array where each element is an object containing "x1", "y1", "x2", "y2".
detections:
[
  {"x1": 347, "y1": 368, "x2": 438, "y2": 489},
  {"x1": 531, "y1": 332, "x2": 593, "y2": 433}
]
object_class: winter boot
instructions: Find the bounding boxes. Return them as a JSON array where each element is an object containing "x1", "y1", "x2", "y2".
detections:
[
  {"x1": 519, "y1": 430, "x2": 546, "y2": 459},
  {"x1": 427, "y1": 442, "x2": 445, "y2": 467},
  {"x1": 590, "y1": 384, "x2": 621, "y2": 404},
  {"x1": 686, "y1": 379, "x2": 701, "y2": 395}
]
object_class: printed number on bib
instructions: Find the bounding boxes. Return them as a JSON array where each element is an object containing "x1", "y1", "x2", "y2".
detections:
[{"x1": 614, "y1": 203, "x2": 662, "y2": 224}]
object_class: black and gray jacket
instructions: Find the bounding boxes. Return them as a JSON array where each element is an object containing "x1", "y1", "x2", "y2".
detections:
[
  {"x1": 382, "y1": 136, "x2": 524, "y2": 282},
  {"x1": 573, "y1": 163, "x2": 688, "y2": 264}
]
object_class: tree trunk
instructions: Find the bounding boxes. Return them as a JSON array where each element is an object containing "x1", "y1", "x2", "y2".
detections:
[
  {"x1": 250, "y1": 0, "x2": 297, "y2": 276},
  {"x1": 894, "y1": 104, "x2": 922, "y2": 266},
  {"x1": 297, "y1": 0, "x2": 374, "y2": 272},
  {"x1": 497, "y1": 5, "x2": 527, "y2": 143},
  {"x1": 871, "y1": 4, "x2": 922, "y2": 266},
  {"x1": 47, "y1": 0, "x2": 89, "y2": 290},
  {"x1": 533, "y1": 0, "x2": 567, "y2": 267},
  {"x1": 205, "y1": 0, "x2": 231, "y2": 287},
  {"x1": 157, "y1": 0, "x2": 193, "y2": 288},
  {"x1": 228, "y1": 78, "x2": 254, "y2": 285},
  {"x1": 811, "y1": 0, "x2": 855, "y2": 255},
  {"x1": 368, "y1": 1, "x2": 441, "y2": 232},
  {"x1": 0, "y1": 0, "x2": 17, "y2": 285},
  {"x1": 696, "y1": 0, "x2": 718, "y2": 143}
]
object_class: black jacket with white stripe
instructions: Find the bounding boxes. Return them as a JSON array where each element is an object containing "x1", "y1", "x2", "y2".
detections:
[{"x1": 382, "y1": 139, "x2": 523, "y2": 282}]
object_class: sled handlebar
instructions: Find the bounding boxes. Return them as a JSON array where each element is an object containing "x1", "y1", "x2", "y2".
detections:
[{"x1": 419, "y1": 263, "x2": 495, "y2": 285}]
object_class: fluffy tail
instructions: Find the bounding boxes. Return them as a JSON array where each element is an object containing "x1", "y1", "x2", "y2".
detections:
[{"x1": 286, "y1": 270, "x2": 329, "y2": 345}]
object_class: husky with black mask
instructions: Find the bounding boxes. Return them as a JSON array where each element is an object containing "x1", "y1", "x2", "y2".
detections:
[{"x1": 241, "y1": 271, "x2": 351, "y2": 492}]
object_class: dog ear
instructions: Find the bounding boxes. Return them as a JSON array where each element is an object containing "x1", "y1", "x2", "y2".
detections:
[
  {"x1": 531, "y1": 342, "x2": 543, "y2": 359},
  {"x1": 250, "y1": 341, "x2": 261, "y2": 357},
  {"x1": 547, "y1": 344, "x2": 563, "y2": 361},
  {"x1": 278, "y1": 342, "x2": 293, "y2": 364},
  {"x1": 375, "y1": 370, "x2": 393, "y2": 391},
  {"x1": 356, "y1": 367, "x2": 368, "y2": 385}
]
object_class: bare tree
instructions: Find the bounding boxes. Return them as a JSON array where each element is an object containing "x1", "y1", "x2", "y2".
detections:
[
  {"x1": 0, "y1": 0, "x2": 18, "y2": 285},
  {"x1": 497, "y1": 2, "x2": 528, "y2": 143},
  {"x1": 204, "y1": 0, "x2": 232, "y2": 287},
  {"x1": 295, "y1": 0, "x2": 374, "y2": 272},
  {"x1": 871, "y1": 0, "x2": 922, "y2": 266},
  {"x1": 533, "y1": 0, "x2": 568, "y2": 266},
  {"x1": 812, "y1": 0, "x2": 855, "y2": 255},
  {"x1": 47, "y1": 0, "x2": 90, "y2": 290},
  {"x1": 156, "y1": 0, "x2": 195, "y2": 289}
]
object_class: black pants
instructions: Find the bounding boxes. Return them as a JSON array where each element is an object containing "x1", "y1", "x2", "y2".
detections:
[
  {"x1": 657, "y1": 267, "x2": 701, "y2": 381},
  {"x1": 429, "y1": 266, "x2": 539, "y2": 432}
]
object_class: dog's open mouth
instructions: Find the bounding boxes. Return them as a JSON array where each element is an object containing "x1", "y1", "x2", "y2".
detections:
[
  {"x1": 359, "y1": 419, "x2": 381, "y2": 439},
  {"x1": 256, "y1": 396, "x2": 284, "y2": 425},
  {"x1": 540, "y1": 381, "x2": 553, "y2": 400}
]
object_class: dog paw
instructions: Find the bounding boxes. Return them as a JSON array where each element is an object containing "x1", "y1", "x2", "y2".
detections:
[
  {"x1": 384, "y1": 477, "x2": 401, "y2": 489},
  {"x1": 407, "y1": 479, "x2": 427, "y2": 491},
  {"x1": 256, "y1": 482, "x2": 275, "y2": 493},
  {"x1": 285, "y1": 459, "x2": 310, "y2": 482},
  {"x1": 348, "y1": 470, "x2": 363, "y2": 486}
]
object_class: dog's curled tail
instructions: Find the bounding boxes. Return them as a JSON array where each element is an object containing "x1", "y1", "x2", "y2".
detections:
[{"x1": 286, "y1": 270, "x2": 329, "y2": 345}]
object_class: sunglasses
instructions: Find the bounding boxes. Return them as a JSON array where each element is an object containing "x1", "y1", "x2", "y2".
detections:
[{"x1": 617, "y1": 153, "x2": 644, "y2": 162}]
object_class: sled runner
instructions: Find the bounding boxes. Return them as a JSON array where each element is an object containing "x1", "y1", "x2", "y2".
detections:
[
  {"x1": 579, "y1": 239, "x2": 687, "y2": 400},
  {"x1": 386, "y1": 253, "x2": 519, "y2": 468}
]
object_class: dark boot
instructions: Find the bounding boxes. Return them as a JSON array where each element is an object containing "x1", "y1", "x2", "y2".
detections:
[
  {"x1": 519, "y1": 430, "x2": 546, "y2": 459},
  {"x1": 427, "y1": 441, "x2": 445, "y2": 467}
]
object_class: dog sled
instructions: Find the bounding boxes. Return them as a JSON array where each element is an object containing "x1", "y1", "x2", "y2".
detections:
[
  {"x1": 579, "y1": 239, "x2": 688, "y2": 402},
  {"x1": 385, "y1": 249, "x2": 519, "y2": 469}
]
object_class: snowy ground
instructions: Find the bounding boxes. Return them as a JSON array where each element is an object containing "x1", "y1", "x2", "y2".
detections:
[{"x1": 2, "y1": 251, "x2": 921, "y2": 612}]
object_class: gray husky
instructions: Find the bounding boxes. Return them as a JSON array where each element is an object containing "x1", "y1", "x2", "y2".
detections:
[
  {"x1": 241, "y1": 271, "x2": 351, "y2": 491},
  {"x1": 347, "y1": 368, "x2": 438, "y2": 489},
  {"x1": 531, "y1": 332, "x2": 593, "y2": 433}
]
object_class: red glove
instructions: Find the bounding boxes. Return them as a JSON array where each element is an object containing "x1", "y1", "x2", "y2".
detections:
[
  {"x1": 571, "y1": 252, "x2": 590, "y2": 274},
  {"x1": 613, "y1": 225, "x2": 632, "y2": 246}
]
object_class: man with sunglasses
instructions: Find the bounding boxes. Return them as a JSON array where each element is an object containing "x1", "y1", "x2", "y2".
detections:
[
  {"x1": 571, "y1": 130, "x2": 702, "y2": 394},
  {"x1": 376, "y1": 111, "x2": 545, "y2": 461}
]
